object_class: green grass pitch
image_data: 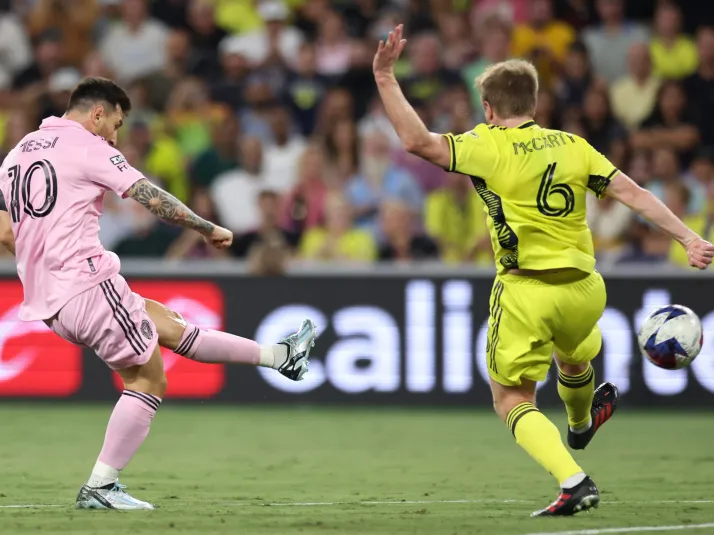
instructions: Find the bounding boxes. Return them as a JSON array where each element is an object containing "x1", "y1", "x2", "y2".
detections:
[{"x1": 0, "y1": 405, "x2": 712, "y2": 535}]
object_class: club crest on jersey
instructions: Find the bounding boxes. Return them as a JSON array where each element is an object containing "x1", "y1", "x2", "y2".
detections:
[
  {"x1": 140, "y1": 319, "x2": 153, "y2": 340},
  {"x1": 110, "y1": 155, "x2": 128, "y2": 172}
]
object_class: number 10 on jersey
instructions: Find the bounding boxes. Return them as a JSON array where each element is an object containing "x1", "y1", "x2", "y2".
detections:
[{"x1": 7, "y1": 160, "x2": 58, "y2": 223}]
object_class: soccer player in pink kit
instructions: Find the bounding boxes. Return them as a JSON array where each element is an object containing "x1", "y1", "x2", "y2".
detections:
[{"x1": 0, "y1": 78, "x2": 316, "y2": 510}]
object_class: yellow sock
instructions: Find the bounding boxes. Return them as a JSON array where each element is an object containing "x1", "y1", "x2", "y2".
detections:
[
  {"x1": 557, "y1": 365, "x2": 595, "y2": 430},
  {"x1": 506, "y1": 402, "x2": 583, "y2": 486}
]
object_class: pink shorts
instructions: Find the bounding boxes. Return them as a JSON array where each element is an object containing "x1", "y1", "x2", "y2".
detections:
[{"x1": 48, "y1": 275, "x2": 158, "y2": 370}]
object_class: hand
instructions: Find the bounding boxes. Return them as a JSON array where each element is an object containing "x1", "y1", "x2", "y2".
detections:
[
  {"x1": 206, "y1": 226, "x2": 233, "y2": 249},
  {"x1": 373, "y1": 24, "x2": 407, "y2": 81},
  {"x1": 684, "y1": 237, "x2": 714, "y2": 270}
]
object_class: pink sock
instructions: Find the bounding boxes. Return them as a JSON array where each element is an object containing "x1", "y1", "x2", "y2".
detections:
[
  {"x1": 88, "y1": 390, "x2": 161, "y2": 487},
  {"x1": 175, "y1": 324, "x2": 261, "y2": 366}
]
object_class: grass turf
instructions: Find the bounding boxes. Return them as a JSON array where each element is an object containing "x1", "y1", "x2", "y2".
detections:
[{"x1": 0, "y1": 405, "x2": 712, "y2": 535}]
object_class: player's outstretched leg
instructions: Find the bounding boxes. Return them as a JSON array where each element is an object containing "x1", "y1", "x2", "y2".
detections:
[
  {"x1": 145, "y1": 300, "x2": 316, "y2": 380},
  {"x1": 76, "y1": 346, "x2": 166, "y2": 510},
  {"x1": 556, "y1": 358, "x2": 619, "y2": 450},
  {"x1": 490, "y1": 379, "x2": 599, "y2": 517}
]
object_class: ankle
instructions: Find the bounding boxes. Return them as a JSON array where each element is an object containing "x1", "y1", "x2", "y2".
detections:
[
  {"x1": 560, "y1": 472, "x2": 586, "y2": 490},
  {"x1": 258, "y1": 343, "x2": 289, "y2": 369},
  {"x1": 87, "y1": 460, "x2": 119, "y2": 488},
  {"x1": 569, "y1": 418, "x2": 592, "y2": 434}
]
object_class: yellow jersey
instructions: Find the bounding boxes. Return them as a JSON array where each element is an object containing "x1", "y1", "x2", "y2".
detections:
[{"x1": 443, "y1": 121, "x2": 618, "y2": 274}]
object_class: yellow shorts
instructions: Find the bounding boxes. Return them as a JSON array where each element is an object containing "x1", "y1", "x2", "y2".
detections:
[{"x1": 486, "y1": 270, "x2": 607, "y2": 386}]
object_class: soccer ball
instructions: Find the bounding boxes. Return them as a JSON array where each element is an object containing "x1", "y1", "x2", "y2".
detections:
[{"x1": 637, "y1": 305, "x2": 703, "y2": 370}]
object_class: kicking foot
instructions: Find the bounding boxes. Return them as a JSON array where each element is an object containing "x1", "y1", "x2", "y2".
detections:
[
  {"x1": 76, "y1": 481, "x2": 154, "y2": 510},
  {"x1": 531, "y1": 476, "x2": 599, "y2": 517},
  {"x1": 277, "y1": 319, "x2": 317, "y2": 381},
  {"x1": 568, "y1": 382, "x2": 619, "y2": 450}
]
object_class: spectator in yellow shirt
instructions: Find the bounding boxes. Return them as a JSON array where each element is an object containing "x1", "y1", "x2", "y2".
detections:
[
  {"x1": 425, "y1": 173, "x2": 491, "y2": 264},
  {"x1": 127, "y1": 120, "x2": 190, "y2": 203},
  {"x1": 510, "y1": 0, "x2": 575, "y2": 87},
  {"x1": 300, "y1": 193, "x2": 377, "y2": 263},
  {"x1": 610, "y1": 42, "x2": 661, "y2": 131},
  {"x1": 650, "y1": 2, "x2": 698, "y2": 80},
  {"x1": 668, "y1": 180, "x2": 713, "y2": 267}
]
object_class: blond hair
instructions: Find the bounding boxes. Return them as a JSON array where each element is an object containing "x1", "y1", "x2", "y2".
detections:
[{"x1": 475, "y1": 59, "x2": 539, "y2": 118}]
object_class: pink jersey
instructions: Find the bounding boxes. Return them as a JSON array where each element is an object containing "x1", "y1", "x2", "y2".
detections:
[{"x1": 0, "y1": 117, "x2": 144, "y2": 321}]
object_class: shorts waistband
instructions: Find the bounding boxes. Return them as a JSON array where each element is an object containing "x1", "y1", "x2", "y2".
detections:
[{"x1": 499, "y1": 269, "x2": 594, "y2": 286}]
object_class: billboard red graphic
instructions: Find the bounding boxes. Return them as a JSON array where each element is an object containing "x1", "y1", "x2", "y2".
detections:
[
  {"x1": 113, "y1": 281, "x2": 225, "y2": 398},
  {"x1": 0, "y1": 281, "x2": 82, "y2": 396}
]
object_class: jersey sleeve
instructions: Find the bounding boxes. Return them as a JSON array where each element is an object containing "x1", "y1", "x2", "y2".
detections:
[
  {"x1": 585, "y1": 141, "x2": 619, "y2": 199},
  {"x1": 85, "y1": 139, "x2": 145, "y2": 196},
  {"x1": 442, "y1": 124, "x2": 498, "y2": 178}
]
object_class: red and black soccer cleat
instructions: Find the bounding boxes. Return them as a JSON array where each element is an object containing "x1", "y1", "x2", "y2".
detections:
[
  {"x1": 531, "y1": 476, "x2": 599, "y2": 517},
  {"x1": 568, "y1": 382, "x2": 619, "y2": 451}
]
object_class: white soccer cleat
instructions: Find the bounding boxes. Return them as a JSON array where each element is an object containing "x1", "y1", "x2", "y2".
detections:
[
  {"x1": 278, "y1": 318, "x2": 317, "y2": 381},
  {"x1": 75, "y1": 481, "x2": 154, "y2": 510}
]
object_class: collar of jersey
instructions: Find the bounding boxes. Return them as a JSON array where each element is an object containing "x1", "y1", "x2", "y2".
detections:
[{"x1": 517, "y1": 120, "x2": 537, "y2": 129}]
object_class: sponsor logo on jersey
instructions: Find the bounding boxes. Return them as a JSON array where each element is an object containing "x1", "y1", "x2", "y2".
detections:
[{"x1": 110, "y1": 154, "x2": 128, "y2": 172}]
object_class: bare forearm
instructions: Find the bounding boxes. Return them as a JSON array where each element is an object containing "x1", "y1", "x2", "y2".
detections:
[
  {"x1": 1, "y1": 238, "x2": 15, "y2": 256},
  {"x1": 126, "y1": 179, "x2": 215, "y2": 236},
  {"x1": 375, "y1": 74, "x2": 432, "y2": 151},
  {"x1": 0, "y1": 209, "x2": 14, "y2": 256}
]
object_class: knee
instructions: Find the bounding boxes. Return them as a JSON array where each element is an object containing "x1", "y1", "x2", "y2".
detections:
[
  {"x1": 132, "y1": 371, "x2": 168, "y2": 399},
  {"x1": 493, "y1": 397, "x2": 513, "y2": 422},
  {"x1": 154, "y1": 373, "x2": 168, "y2": 398},
  {"x1": 491, "y1": 387, "x2": 536, "y2": 422},
  {"x1": 159, "y1": 309, "x2": 188, "y2": 351},
  {"x1": 556, "y1": 359, "x2": 589, "y2": 376}
]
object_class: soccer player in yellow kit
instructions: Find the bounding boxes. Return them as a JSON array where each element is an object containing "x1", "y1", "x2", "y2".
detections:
[{"x1": 373, "y1": 25, "x2": 714, "y2": 517}]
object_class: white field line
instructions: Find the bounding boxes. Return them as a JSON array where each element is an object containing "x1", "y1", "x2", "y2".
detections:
[
  {"x1": 522, "y1": 522, "x2": 714, "y2": 535},
  {"x1": 0, "y1": 498, "x2": 712, "y2": 509},
  {"x1": 218, "y1": 499, "x2": 713, "y2": 507},
  {"x1": 0, "y1": 505, "x2": 64, "y2": 509}
]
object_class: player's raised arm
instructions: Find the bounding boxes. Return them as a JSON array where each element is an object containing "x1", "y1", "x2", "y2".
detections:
[
  {"x1": 125, "y1": 179, "x2": 233, "y2": 249},
  {"x1": 605, "y1": 172, "x2": 714, "y2": 269},
  {"x1": 373, "y1": 25, "x2": 451, "y2": 169}
]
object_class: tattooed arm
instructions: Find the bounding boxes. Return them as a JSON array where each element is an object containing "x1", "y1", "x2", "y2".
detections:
[{"x1": 125, "y1": 179, "x2": 233, "y2": 248}]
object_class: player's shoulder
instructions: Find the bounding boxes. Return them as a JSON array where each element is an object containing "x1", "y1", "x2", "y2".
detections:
[{"x1": 454, "y1": 123, "x2": 494, "y2": 144}]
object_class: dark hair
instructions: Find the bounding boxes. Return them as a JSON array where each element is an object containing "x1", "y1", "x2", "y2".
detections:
[
  {"x1": 568, "y1": 41, "x2": 589, "y2": 56},
  {"x1": 67, "y1": 77, "x2": 131, "y2": 115}
]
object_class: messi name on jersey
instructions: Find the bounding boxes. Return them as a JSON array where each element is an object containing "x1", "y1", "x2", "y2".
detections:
[{"x1": 513, "y1": 132, "x2": 576, "y2": 156}]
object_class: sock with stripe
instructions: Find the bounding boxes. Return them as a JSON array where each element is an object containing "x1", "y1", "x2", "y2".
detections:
[
  {"x1": 506, "y1": 402, "x2": 585, "y2": 487},
  {"x1": 87, "y1": 390, "x2": 161, "y2": 488},
  {"x1": 557, "y1": 364, "x2": 595, "y2": 433},
  {"x1": 175, "y1": 323, "x2": 289, "y2": 369}
]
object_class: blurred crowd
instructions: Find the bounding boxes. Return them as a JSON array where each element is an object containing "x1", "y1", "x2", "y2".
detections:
[{"x1": 1, "y1": 0, "x2": 714, "y2": 273}]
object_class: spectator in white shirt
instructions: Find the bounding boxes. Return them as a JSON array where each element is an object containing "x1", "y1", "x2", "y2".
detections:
[
  {"x1": 262, "y1": 106, "x2": 307, "y2": 193},
  {"x1": 229, "y1": 1, "x2": 304, "y2": 69},
  {"x1": 582, "y1": 0, "x2": 649, "y2": 84},
  {"x1": 99, "y1": 0, "x2": 169, "y2": 84},
  {"x1": 211, "y1": 136, "x2": 266, "y2": 234},
  {"x1": 0, "y1": 6, "x2": 32, "y2": 88}
]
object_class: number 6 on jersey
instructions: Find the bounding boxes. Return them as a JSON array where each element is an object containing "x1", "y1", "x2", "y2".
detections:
[{"x1": 537, "y1": 163, "x2": 574, "y2": 217}]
